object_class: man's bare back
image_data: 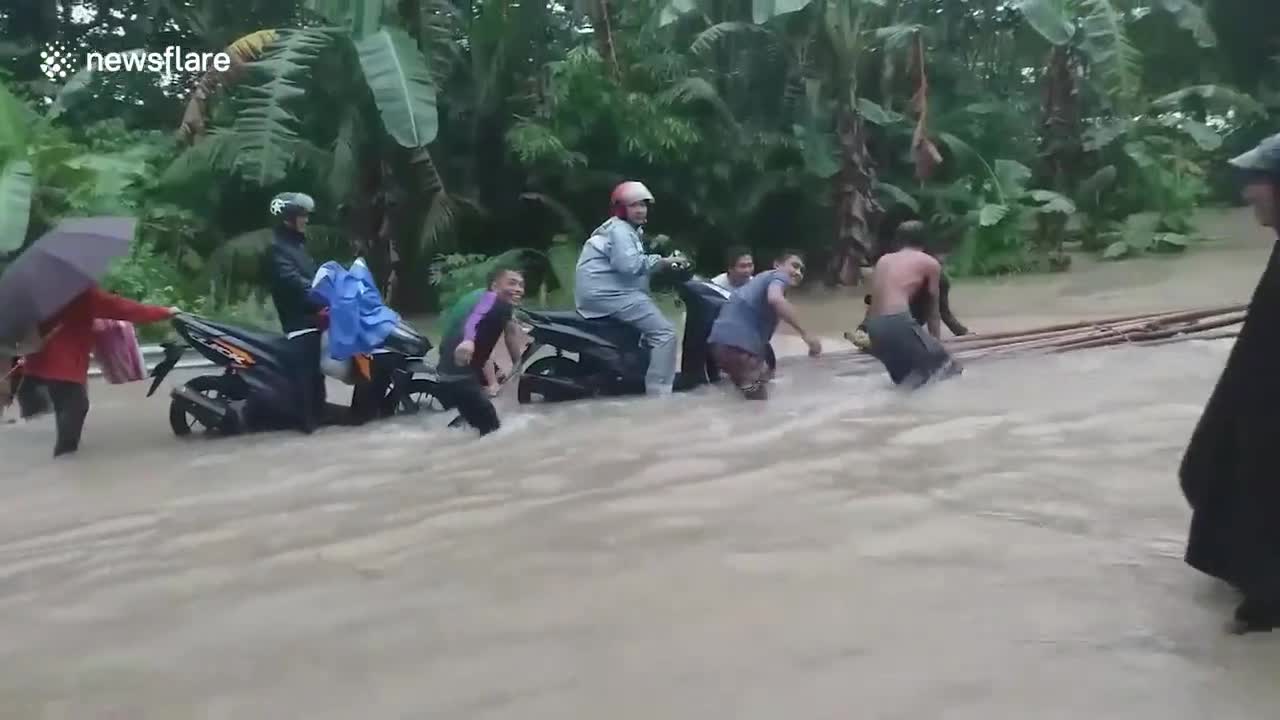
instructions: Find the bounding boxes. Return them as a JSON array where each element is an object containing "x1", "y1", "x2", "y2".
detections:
[{"x1": 868, "y1": 248, "x2": 942, "y2": 336}]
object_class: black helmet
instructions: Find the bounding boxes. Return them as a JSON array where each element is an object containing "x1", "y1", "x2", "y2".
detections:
[
  {"x1": 269, "y1": 192, "x2": 315, "y2": 222},
  {"x1": 1228, "y1": 133, "x2": 1280, "y2": 179}
]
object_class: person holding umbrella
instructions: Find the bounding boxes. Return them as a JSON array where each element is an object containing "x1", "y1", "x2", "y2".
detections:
[{"x1": 0, "y1": 217, "x2": 177, "y2": 457}]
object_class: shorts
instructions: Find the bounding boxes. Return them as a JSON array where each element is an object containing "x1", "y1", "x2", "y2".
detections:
[
  {"x1": 710, "y1": 343, "x2": 770, "y2": 399},
  {"x1": 863, "y1": 312, "x2": 961, "y2": 388}
]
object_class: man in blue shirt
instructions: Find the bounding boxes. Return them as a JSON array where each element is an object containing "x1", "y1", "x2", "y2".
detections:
[{"x1": 707, "y1": 251, "x2": 822, "y2": 399}]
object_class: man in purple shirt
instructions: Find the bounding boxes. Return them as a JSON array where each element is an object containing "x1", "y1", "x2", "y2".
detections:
[{"x1": 436, "y1": 267, "x2": 526, "y2": 435}]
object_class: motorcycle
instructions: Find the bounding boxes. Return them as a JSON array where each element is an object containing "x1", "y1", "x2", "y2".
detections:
[
  {"x1": 147, "y1": 312, "x2": 441, "y2": 436},
  {"x1": 515, "y1": 277, "x2": 775, "y2": 404}
]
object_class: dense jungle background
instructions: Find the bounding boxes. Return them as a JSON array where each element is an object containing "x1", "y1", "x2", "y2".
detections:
[{"x1": 1, "y1": 0, "x2": 1277, "y2": 329}]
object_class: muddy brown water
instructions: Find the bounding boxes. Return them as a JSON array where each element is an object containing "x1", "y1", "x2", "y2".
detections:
[{"x1": 3, "y1": 209, "x2": 1280, "y2": 718}]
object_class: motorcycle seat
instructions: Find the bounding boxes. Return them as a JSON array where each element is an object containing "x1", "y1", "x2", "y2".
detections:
[
  {"x1": 522, "y1": 309, "x2": 625, "y2": 332},
  {"x1": 198, "y1": 317, "x2": 297, "y2": 354},
  {"x1": 521, "y1": 309, "x2": 642, "y2": 350}
]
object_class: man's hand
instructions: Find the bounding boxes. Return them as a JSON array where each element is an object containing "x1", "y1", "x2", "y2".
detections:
[
  {"x1": 168, "y1": 307, "x2": 182, "y2": 317},
  {"x1": 803, "y1": 333, "x2": 823, "y2": 357},
  {"x1": 454, "y1": 340, "x2": 476, "y2": 366},
  {"x1": 486, "y1": 383, "x2": 501, "y2": 398}
]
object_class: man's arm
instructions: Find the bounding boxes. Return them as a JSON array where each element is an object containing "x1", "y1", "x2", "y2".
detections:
[
  {"x1": 461, "y1": 292, "x2": 497, "y2": 343},
  {"x1": 604, "y1": 224, "x2": 662, "y2": 276},
  {"x1": 924, "y1": 258, "x2": 942, "y2": 339},
  {"x1": 938, "y1": 273, "x2": 969, "y2": 336},
  {"x1": 767, "y1": 281, "x2": 821, "y2": 355},
  {"x1": 88, "y1": 289, "x2": 174, "y2": 324}
]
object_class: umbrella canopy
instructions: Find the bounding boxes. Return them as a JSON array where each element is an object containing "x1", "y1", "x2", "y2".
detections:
[{"x1": 0, "y1": 217, "x2": 136, "y2": 344}]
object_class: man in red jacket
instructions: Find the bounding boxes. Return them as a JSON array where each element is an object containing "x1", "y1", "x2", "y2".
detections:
[{"x1": 17, "y1": 287, "x2": 175, "y2": 457}]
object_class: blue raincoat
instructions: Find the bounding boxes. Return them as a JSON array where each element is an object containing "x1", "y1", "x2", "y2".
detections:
[{"x1": 308, "y1": 258, "x2": 400, "y2": 360}]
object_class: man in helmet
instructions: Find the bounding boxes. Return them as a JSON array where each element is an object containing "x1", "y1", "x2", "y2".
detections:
[
  {"x1": 266, "y1": 192, "x2": 324, "y2": 333},
  {"x1": 574, "y1": 181, "x2": 688, "y2": 396},
  {"x1": 1181, "y1": 132, "x2": 1280, "y2": 634},
  {"x1": 263, "y1": 192, "x2": 330, "y2": 431}
]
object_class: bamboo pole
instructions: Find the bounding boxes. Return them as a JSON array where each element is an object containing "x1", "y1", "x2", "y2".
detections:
[
  {"x1": 935, "y1": 304, "x2": 1244, "y2": 345},
  {"x1": 830, "y1": 305, "x2": 1246, "y2": 367},
  {"x1": 939, "y1": 305, "x2": 1246, "y2": 351},
  {"x1": 1048, "y1": 313, "x2": 1245, "y2": 352}
]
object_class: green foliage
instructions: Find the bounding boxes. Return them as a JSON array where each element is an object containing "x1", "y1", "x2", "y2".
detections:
[
  {"x1": 429, "y1": 235, "x2": 577, "y2": 309},
  {"x1": 355, "y1": 27, "x2": 438, "y2": 147},
  {"x1": 102, "y1": 237, "x2": 187, "y2": 309},
  {"x1": 0, "y1": 0, "x2": 1271, "y2": 312}
]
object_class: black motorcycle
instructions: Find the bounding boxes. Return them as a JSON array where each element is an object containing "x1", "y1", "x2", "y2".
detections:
[
  {"x1": 515, "y1": 278, "x2": 775, "y2": 404},
  {"x1": 147, "y1": 313, "x2": 440, "y2": 436}
]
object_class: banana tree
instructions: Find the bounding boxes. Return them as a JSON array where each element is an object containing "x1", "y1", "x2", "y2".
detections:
[
  {"x1": 1012, "y1": 0, "x2": 1215, "y2": 252},
  {"x1": 741, "y1": 0, "x2": 894, "y2": 285},
  {"x1": 1014, "y1": 0, "x2": 1216, "y2": 183},
  {"x1": 0, "y1": 79, "x2": 162, "y2": 257},
  {"x1": 0, "y1": 82, "x2": 36, "y2": 254},
  {"x1": 160, "y1": 0, "x2": 439, "y2": 302}
]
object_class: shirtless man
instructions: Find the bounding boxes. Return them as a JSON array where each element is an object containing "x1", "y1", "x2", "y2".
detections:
[{"x1": 863, "y1": 221, "x2": 961, "y2": 388}]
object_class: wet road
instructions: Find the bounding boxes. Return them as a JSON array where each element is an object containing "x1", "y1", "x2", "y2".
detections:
[{"x1": 2, "y1": 209, "x2": 1279, "y2": 717}]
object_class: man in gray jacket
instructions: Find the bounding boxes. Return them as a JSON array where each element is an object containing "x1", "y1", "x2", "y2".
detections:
[{"x1": 574, "y1": 181, "x2": 687, "y2": 396}]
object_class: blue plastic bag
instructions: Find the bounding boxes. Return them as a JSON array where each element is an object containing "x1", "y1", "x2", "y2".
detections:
[{"x1": 309, "y1": 258, "x2": 400, "y2": 360}]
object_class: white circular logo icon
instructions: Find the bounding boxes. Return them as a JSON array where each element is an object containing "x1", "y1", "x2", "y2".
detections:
[{"x1": 39, "y1": 42, "x2": 73, "y2": 81}]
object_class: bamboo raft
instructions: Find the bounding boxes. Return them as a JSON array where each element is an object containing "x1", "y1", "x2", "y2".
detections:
[{"x1": 831, "y1": 304, "x2": 1246, "y2": 371}]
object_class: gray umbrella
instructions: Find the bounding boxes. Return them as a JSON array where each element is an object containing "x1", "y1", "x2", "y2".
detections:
[{"x1": 0, "y1": 216, "x2": 136, "y2": 344}]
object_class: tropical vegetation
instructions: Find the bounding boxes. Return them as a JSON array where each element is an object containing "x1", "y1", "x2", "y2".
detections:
[{"x1": 0, "y1": 0, "x2": 1277, "y2": 322}]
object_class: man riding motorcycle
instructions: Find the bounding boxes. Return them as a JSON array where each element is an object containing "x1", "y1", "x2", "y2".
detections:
[
  {"x1": 573, "y1": 181, "x2": 688, "y2": 396},
  {"x1": 262, "y1": 192, "x2": 329, "y2": 430},
  {"x1": 263, "y1": 192, "x2": 395, "y2": 428}
]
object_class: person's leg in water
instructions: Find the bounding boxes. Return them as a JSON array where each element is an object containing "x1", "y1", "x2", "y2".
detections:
[
  {"x1": 286, "y1": 330, "x2": 327, "y2": 432},
  {"x1": 710, "y1": 343, "x2": 770, "y2": 400},
  {"x1": 440, "y1": 375, "x2": 500, "y2": 436},
  {"x1": 612, "y1": 297, "x2": 677, "y2": 395},
  {"x1": 45, "y1": 379, "x2": 90, "y2": 456},
  {"x1": 863, "y1": 312, "x2": 960, "y2": 389},
  {"x1": 14, "y1": 369, "x2": 51, "y2": 419}
]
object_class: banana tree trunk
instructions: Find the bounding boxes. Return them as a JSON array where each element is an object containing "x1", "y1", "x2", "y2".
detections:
[
  {"x1": 829, "y1": 106, "x2": 881, "y2": 286},
  {"x1": 587, "y1": 0, "x2": 621, "y2": 81},
  {"x1": 176, "y1": 30, "x2": 279, "y2": 143},
  {"x1": 342, "y1": 155, "x2": 400, "y2": 302},
  {"x1": 1036, "y1": 45, "x2": 1079, "y2": 258}
]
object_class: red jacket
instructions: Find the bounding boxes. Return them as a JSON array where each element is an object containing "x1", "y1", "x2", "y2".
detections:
[{"x1": 21, "y1": 288, "x2": 171, "y2": 384}]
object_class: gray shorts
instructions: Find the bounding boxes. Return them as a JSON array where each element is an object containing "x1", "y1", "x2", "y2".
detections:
[{"x1": 863, "y1": 312, "x2": 961, "y2": 388}]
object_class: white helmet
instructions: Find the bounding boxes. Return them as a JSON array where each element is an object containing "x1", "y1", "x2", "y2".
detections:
[
  {"x1": 611, "y1": 181, "x2": 655, "y2": 208},
  {"x1": 269, "y1": 192, "x2": 316, "y2": 221}
]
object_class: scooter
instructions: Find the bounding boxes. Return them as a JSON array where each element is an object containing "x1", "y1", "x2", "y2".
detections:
[
  {"x1": 515, "y1": 277, "x2": 775, "y2": 404},
  {"x1": 147, "y1": 312, "x2": 441, "y2": 436}
]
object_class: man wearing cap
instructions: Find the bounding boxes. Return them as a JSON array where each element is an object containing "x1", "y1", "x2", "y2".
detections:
[
  {"x1": 1181, "y1": 132, "x2": 1280, "y2": 634},
  {"x1": 574, "y1": 181, "x2": 688, "y2": 396}
]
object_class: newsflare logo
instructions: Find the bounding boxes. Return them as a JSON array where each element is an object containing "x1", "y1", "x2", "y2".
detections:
[{"x1": 39, "y1": 42, "x2": 231, "y2": 82}]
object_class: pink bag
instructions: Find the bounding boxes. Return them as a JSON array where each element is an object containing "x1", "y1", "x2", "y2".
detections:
[{"x1": 92, "y1": 319, "x2": 146, "y2": 384}]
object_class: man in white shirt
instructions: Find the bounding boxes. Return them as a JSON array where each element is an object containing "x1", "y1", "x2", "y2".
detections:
[{"x1": 710, "y1": 247, "x2": 755, "y2": 294}]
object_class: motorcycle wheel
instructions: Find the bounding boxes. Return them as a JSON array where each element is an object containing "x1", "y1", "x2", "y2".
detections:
[
  {"x1": 395, "y1": 378, "x2": 446, "y2": 414},
  {"x1": 169, "y1": 375, "x2": 242, "y2": 437},
  {"x1": 517, "y1": 356, "x2": 583, "y2": 405}
]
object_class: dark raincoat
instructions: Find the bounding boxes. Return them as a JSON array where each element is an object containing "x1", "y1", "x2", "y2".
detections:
[{"x1": 1180, "y1": 229, "x2": 1280, "y2": 601}]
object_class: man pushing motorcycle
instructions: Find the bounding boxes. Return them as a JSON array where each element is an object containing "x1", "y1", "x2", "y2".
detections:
[{"x1": 573, "y1": 181, "x2": 689, "y2": 396}]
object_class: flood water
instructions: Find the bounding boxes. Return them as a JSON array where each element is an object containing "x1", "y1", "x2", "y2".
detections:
[{"x1": 2, "y1": 209, "x2": 1280, "y2": 718}]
